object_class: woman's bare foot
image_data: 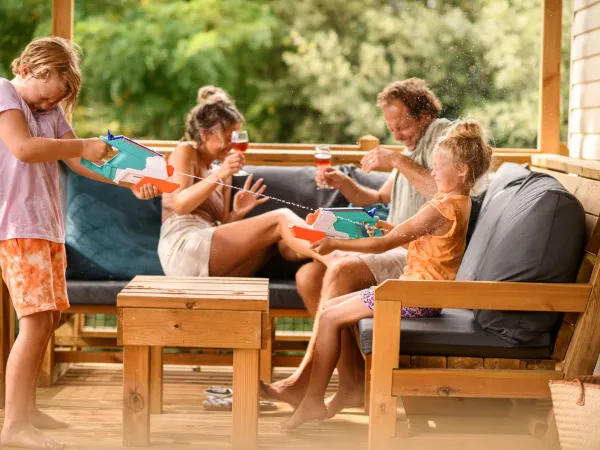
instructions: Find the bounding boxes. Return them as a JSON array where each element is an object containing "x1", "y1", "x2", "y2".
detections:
[
  {"x1": 281, "y1": 398, "x2": 328, "y2": 430},
  {"x1": 260, "y1": 380, "x2": 305, "y2": 407},
  {"x1": 30, "y1": 409, "x2": 69, "y2": 430},
  {"x1": 325, "y1": 385, "x2": 364, "y2": 418},
  {"x1": 1, "y1": 423, "x2": 65, "y2": 449}
]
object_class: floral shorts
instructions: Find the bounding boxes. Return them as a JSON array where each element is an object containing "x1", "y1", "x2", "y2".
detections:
[
  {"x1": 360, "y1": 286, "x2": 441, "y2": 318},
  {"x1": 0, "y1": 239, "x2": 69, "y2": 319}
]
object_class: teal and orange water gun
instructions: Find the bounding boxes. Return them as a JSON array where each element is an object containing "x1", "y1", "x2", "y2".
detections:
[
  {"x1": 289, "y1": 207, "x2": 384, "y2": 243},
  {"x1": 81, "y1": 131, "x2": 179, "y2": 193}
]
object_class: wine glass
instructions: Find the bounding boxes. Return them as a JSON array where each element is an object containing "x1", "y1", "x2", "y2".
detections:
[
  {"x1": 232, "y1": 130, "x2": 249, "y2": 176},
  {"x1": 315, "y1": 145, "x2": 333, "y2": 190}
]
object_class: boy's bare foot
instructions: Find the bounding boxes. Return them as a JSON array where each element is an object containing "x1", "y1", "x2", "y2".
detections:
[
  {"x1": 1, "y1": 423, "x2": 65, "y2": 449},
  {"x1": 325, "y1": 385, "x2": 364, "y2": 418},
  {"x1": 30, "y1": 410, "x2": 69, "y2": 430},
  {"x1": 260, "y1": 380, "x2": 304, "y2": 407},
  {"x1": 281, "y1": 398, "x2": 328, "y2": 430}
]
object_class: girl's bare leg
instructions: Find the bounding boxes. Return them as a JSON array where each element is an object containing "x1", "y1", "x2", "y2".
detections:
[
  {"x1": 261, "y1": 292, "x2": 356, "y2": 406},
  {"x1": 1, "y1": 311, "x2": 65, "y2": 450},
  {"x1": 209, "y1": 208, "x2": 328, "y2": 276},
  {"x1": 282, "y1": 294, "x2": 372, "y2": 429},
  {"x1": 28, "y1": 311, "x2": 69, "y2": 429}
]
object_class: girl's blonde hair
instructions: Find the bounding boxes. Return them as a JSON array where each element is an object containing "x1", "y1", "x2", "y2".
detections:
[
  {"x1": 185, "y1": 86, "x2": 244, "y2": 146},
  {"x1": 11, "y1": 37, "x2": 82, "y2": 113},
  {"x1": 436, "y1": 119, "x2": 493, "y2": 189}
]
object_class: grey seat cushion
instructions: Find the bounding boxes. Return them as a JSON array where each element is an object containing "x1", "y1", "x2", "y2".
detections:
[
  {"x1": 357, "y1": 309, "x2": 551, "y2": 359},
  {"x1": 457, "y1": 163, "x2": 586, "y2": 345},
  {"x1": 67, "y1": 279, "x2": 305, "y2": 309}
]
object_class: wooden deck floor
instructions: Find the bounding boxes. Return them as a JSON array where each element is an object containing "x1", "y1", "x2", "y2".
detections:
[{"x1": 0, "y1": 364, "x2": 553, "y2": 450}]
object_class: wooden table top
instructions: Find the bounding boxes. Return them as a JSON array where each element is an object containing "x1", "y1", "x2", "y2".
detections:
[{"x1": 117, "y1": 276, "x2": 269, "y2": 311}]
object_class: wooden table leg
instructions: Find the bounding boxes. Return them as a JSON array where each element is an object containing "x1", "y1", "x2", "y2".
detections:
[
  {"x1": 123, "y1": 345, "x2": 150, "y2": 447},
  {"x1": 149, "y1": 346, "x2": 163, "y2": 414},
  {"x1": 232, "y1": 348, "x2": 259, "y2": 450}
]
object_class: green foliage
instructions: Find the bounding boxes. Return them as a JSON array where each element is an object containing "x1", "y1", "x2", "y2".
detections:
[{"x1": 0, "y1": 0, "x2": 572, "y2": 147}]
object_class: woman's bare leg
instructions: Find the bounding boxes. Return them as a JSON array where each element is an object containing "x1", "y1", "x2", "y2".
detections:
[
  {"x1": 1, "y1": 311, "x2": 65, "y2": 450},
  {"x1": 209, "y1": 208, "x2": 328, "y2": 276},
  {"x1": 282, "y1": 293, "x2": 373, "y2": 429}
]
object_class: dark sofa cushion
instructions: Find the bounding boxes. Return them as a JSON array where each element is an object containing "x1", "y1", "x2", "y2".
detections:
[
  {"x1": 64, "y1": 167, "x2": 164, "y2": 281},
  {"x1": 457, "y1": 163, "x2": 586, "y2": 345},
  {"x1": 357, "y1": 309, "x2": 552, "y2": 359}
]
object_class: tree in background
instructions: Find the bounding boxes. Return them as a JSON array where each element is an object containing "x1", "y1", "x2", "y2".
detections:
[{"x1": 0, "y1": 0, "x2": 571, "y2": 148}]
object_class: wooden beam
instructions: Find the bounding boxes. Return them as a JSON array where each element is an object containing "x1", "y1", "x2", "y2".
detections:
[
  {"x1": 537, "y1": 0, "x2": 563, "y2": 154},
  {"x1": 0, "y1": 270, "x2": 11, "y2": 408},
  {"x1": 391, "y1": 369, "x2": 563, "y2": 399},
  {"x1": 51, "y1": 0, "x2": 74, "y2": 40}
]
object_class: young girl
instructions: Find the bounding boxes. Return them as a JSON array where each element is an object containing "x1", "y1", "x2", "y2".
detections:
[
  {"x1": 157, "y1": 87, "x2": 329, "y2": 278},
  {"x1": 281, "y1": 119, "x2": 493, "y2": 429},
  {"x1": 0, "y1": 37, "x2": 158, "y2": 450}
]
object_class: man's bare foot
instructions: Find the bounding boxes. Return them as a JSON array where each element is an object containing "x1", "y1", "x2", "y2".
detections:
[
  {"x1": 1, "y1": 423, "x2": 65, "y2": 449},
  {"x1": 325, "y1": 386, "x2": 364, "y2": 418},
  {"x1": 30, "y1": 410, "x2": 69, "y2": 430},
  {"x1": 260, "y1": 380, "x2": 304, "y2": 407},
  {"x1": 281, "y1": 398, "x2": 328, "y2": 430}
]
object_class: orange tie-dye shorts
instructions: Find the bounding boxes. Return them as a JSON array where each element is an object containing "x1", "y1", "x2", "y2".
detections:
[{"x1": 0, "y1": 238, "x2": 70, "y2": 319}]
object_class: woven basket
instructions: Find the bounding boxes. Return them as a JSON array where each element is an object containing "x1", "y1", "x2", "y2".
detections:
[{"x1": 549, "y1": 376, "x2": 600, "y2": 449}]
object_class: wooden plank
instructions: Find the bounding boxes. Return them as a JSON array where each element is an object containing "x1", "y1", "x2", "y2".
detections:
[
  {"x1": 368, "y1": 300, "x2": 402, "y2": 450},
  {"x1": 571, "y1": 54, "x2": 600, "y2": 84},
  {"x1": 56, "y1": 350, "x2": 124, "y2": 364},
  {"x1": 447, "y1": 357, "x2": 484, "y2": 369},
  {"x1": 51, "y1": 0, "x2": 74, "y2": 40},
  {"x1": 391, "y1": 369, "x2": 563, "y2": 398},
  {"x1": 572, "y1": 27, "x2": 600, "y2": 60},
  {"x1": 551, "y1": 313, "x2": 579, "y2": 361},
  {"x1": 259, "y1": 312, "x2": 272, "y2": 383},
  {"x1": 586, "y1": 213, "x2": 600, "y2": 254},
  {"x1": 519, "y1": 360, "x2": 557, "y2": 370},
  {"x1": 576, "y1": 252, "x2": 596, "y2": 283},
  {"x1": 269, "y1": 308, "x2": 310, "y2": 319},
  {"x1": 574, "y1": 0, "x2": 600, "y2": 13},
  {"x1": 38, "y1": 334, "x2": 56, "y2": 387},
  {"x1": 55, "y1": 335, "x2": 117, "y2": 348},
  {"x1": 568, "y1": 133, "x2": 600, "y2": 159},
  {"x1": 375, "y1": 280, "x2": 590, "y2": 312},
  {"x1": 120, "y1": 309, "x2": 262, "y2": 349},
  {"x1": 531, "y1": 153, "x2": 600, "y2": 179},
  {"x1": 410, "y1": 356, "x2": 447, "y2": 368},
  {"x1": 563, "y1": 263, "x2": 600, "y2": 377},
  {"x1": 570, "y1": 81, "x2": 600, "y2": 110},
  {"x1": 484, "y1": 359, "x2": 522, "y2": 370},
  {"x1": 538, "y1": 0, "x2": 563, "y2": 155},
  {"x1": 570, "y1": 108, "x2": 600, "y2": 133},
  {"x1": 529, "y1": 167, "x2": 600, "y2": 215},
  {"x1": 65, "y1": 305, "x2": 117, "y2": 315},
  {"x1": 149, "y1": 347, "x2": 163, "y2": 415},
  {"x1": 123, "y1": 345, "x2": 150, "y2": 447},
  {"x1": 232, "y1": 349, "x2": 259, "y2": 450},
  {"x1": 572, "y1": 2, "x2": 600, "y2": 36}
]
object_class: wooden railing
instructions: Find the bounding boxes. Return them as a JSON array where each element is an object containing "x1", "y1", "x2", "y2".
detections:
[{"x1": 138, "y1": 140, "x2": 537, "y2": 169}]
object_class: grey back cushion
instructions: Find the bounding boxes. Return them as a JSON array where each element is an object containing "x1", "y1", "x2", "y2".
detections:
[{"x1": 457, "y1": 163, "x2": 586, "y2": 344}]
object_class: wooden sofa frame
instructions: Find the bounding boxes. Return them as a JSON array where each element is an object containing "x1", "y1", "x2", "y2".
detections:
[{"x1": 365, "y1": 154, "x2": 600, "y2": 449}]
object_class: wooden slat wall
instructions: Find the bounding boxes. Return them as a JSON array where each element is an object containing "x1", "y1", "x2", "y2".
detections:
[{"x1": 569, "y1": 0, "x2": 600, "y2": 159}]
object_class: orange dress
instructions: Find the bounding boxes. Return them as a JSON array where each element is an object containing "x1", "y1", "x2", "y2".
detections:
[{"x1": 361, "y1": 192, "x2": 471, "y2": 317}]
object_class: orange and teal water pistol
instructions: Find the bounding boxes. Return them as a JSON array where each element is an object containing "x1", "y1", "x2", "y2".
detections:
[
  {"x1": 289, "y1": 207, "x2": 384, "y2": 243},
  {"x1": 81, "y1": 131, "x2": 180, "y2": 193}
]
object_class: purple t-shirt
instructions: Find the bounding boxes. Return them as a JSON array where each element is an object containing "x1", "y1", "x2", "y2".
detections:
[{"x1": 0, "y1": 78, "x2": 73, "y2": 243}]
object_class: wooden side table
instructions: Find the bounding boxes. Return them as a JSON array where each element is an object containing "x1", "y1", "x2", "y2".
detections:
[{"x1": 117, "y1": 276, "x2": 269, "y2": 449}]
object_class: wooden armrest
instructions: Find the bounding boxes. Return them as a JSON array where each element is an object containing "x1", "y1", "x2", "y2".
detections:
[{"x1": 374, "y1": 280, "x2": 590, "y2": 313}]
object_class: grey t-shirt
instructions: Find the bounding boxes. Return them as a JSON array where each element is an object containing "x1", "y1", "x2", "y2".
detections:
[{"x1": 387, "y1": 118, "x2": 452, "y2": 225}]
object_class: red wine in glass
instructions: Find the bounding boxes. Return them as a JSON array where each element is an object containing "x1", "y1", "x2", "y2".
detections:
[
  {"x1": 315, "y1": 145, "x2": 333, "y2": 189},
  {"x1": 232, "y1": 140, "x2": 248, "y2": 153},
  {"x1": 231, "y1": 130, "x2": 249, "y2": 175}
]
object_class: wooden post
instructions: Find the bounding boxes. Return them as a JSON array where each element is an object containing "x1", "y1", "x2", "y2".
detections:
[
  {"x1": 0, "y1": 271, "x2": 10, "y2": 409},
  {"x1": 123, "y1": 345, "x2": 151, "y2": 447},
  {"x1": 232, "y1": 349, "x2": 259, "y2": 450},
  {"x1": 149, "y1": 346, "x2": 163, "y2": 414},
  {"x1": 368, "y1": 300, "x2": 402, "y2": 450},
  {"x1": 51, "y1": 0, "x2": 74, "y2": 40},
  {"x1": 537, "y1": 0, "x2": 563, "y2": 154},
  {"x1": 38, "y1": 334, "x2": 56, "y2": 387}
]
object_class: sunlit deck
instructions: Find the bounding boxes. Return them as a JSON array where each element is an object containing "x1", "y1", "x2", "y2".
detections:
[{"x1": 0, "y1": 364, "x2": 552, "y2": 450}]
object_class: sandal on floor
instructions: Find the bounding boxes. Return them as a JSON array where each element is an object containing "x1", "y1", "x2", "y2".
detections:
[
  {"x1": 202, "y1": 395, "x2": 277, "y2": 412},
  {"x1": 205, "y1": 386, "x2": 233, "y2": 399}
]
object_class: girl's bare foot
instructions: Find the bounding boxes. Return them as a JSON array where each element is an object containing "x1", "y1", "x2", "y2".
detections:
[
  {"x1": 30, "y1": 409, "x2": 69, "y2": 430},
  {"x1": 325, "y1": 385, "x2": 364, "y2": 418},
  {"x1": 260, "y1": 380, "x2": 304, "y2": 407},
  {"x1": 1, "y1": 423, "x2": 65, "y2": 449},
  {"x1": 281, "y1": 398, "x2": 328, "y2": 430}
]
